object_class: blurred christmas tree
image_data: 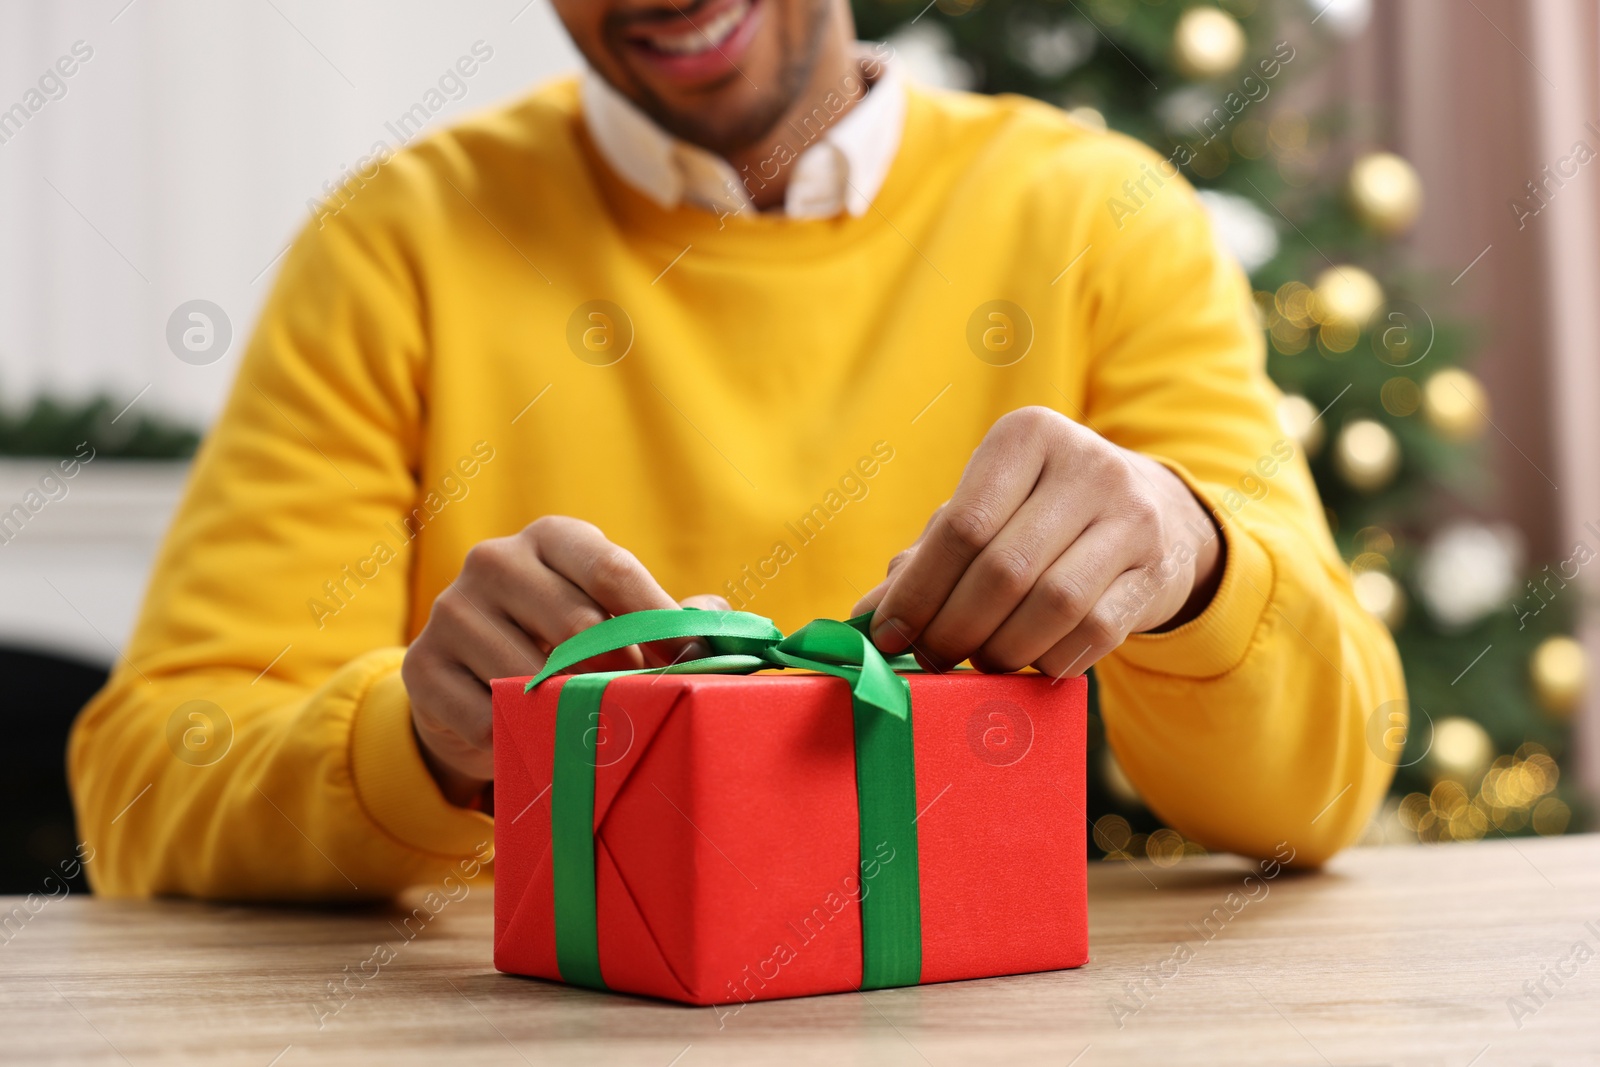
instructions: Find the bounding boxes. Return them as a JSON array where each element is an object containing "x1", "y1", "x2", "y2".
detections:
[{"x1": 853, "y1": 0, "x2": 1587, "y2": 851}]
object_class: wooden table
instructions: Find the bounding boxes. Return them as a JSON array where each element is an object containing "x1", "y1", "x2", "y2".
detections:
[{"x1": 3, "y1": 835, "x2": 1597, "y2": 1066}]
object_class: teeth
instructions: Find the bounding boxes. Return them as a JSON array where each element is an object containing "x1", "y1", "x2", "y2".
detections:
[{"x1": 643, "y1": 0, "x2": 749, "y2": 56}]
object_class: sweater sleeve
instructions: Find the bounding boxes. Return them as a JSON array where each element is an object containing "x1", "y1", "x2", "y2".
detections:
[
  {"x1": 68, "y1": 187, "x2": 491, "y2": 899},
  {"x1": 1077, "y1": 144, "x2": 1405, "y2": 866}
]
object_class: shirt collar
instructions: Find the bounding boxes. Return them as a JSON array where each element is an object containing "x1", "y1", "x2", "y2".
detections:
[{"x1": 580, "y1": 46, "x2": 904, "y2": 220}]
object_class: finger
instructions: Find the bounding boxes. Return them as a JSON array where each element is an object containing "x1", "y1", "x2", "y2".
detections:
[
  {"x1": 872, "y1": 446, "x2": 1043, "y2": 653},
  {"x1": 533, "y1": 518, "x2": 695, "y2": 666},
  {"x1": 535, "y1": 517, "x2": 682, "y2": 615},
  {"x1": 679, "y1": 594, "x2": 732, "y2": 610},
  {"x1": 915, "y1": 476, "x2": 1099, "y2": 669},
  {"x1": 521, "y1": 566, "x2": 648, "y2": 673},
  {"x1": 517, "y1": 564, "x2": 648, "y2": 671},
  {"x1": 458, "y1": 536, "x2": 640, "y2": 671},
  {"x1": 1033, "y1": 568, "x2": 1153, "y2": 680},
  {"x1": 441, "y1": 582, "x2": 552, "y2": 683},
  {"x1": 972, "y1": 522, "x2": 1147, "y2": 673}
]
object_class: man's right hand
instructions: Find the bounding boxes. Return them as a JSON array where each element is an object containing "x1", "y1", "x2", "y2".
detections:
[{"x1": 401, "y1": 516, "x2": 720, "y2": 806}]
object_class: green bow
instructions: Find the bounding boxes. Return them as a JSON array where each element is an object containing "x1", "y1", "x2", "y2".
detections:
[{"x1": 525, "y1": 609, "x2": 923, "y2": 992}]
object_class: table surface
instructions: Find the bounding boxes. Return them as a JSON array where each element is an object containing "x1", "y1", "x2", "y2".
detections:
[{"x1": 3, "y1": 835, "x2": 1598, "y2": 1067}]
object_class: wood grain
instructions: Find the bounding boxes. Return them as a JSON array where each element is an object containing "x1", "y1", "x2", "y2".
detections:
[{"x1": 2, "y1": 836, "x2": 1597, "y2": 1066}]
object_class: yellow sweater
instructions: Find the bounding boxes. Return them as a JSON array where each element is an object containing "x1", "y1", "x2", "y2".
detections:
[{"x1": 70, "y1": 78, "x2": 1403, "y2": 899}]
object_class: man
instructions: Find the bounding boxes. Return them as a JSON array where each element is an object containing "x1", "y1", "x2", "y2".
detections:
[{"x1": 71, "y1": 0, "x2": 1403, "y2": 899}]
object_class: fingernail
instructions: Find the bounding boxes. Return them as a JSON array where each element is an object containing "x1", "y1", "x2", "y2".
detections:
[
  {"x1": 871, "y1": 617, "x2": 908, "y2": 654},
  {"x1": 682, "y1": 640, "x2": 712, "y2": 662}
]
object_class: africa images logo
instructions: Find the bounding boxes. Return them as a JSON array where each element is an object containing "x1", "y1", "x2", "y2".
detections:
[
  {"x1": 967, "y1": 699, "x2": 1034, "y2": 767},
  {"x1": 567, "y1": 300, "x2": 635, "y2": 367},
  {"x1": 966, "y1": 300, "x2": 1034, "y2": 367}
]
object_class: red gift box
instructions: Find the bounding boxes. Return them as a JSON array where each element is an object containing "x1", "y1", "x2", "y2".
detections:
[{"x1": 492, "y1": 671, "x2": 1089, "y2": 1005}]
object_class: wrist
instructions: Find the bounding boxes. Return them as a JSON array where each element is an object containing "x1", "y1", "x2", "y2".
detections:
[
  {"x1": 1150, "y1": 468, "x2": 1226, "y2": 632},
  {"x1": 414, "y1": 722, "x2": 493, "y2": 809}
]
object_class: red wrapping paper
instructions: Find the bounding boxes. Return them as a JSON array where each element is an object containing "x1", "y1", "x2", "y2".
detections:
[{"x1": 492, "y1": 671, "x2": 1088, "y2": 1005}]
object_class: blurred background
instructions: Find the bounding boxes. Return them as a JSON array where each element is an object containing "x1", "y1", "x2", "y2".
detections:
[{"x1": 1, "y1": 0, "x2": 1595, "y2": 891}]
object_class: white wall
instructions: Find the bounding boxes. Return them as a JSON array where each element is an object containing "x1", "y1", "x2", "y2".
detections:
[
  {"x1": 0, "y1": 0, "x2": 580, "y2": 430},
  {"x1": 0, "y1": 1, "x2": 578, "y2": 663},
  {"x1": 0, "y1": 459, "x2": 188, "y2": 664}
]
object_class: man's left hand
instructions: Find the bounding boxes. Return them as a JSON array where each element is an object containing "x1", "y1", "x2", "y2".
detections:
[{"x1": 853, "y1": 407, "x2": 1225, "y2": 676}]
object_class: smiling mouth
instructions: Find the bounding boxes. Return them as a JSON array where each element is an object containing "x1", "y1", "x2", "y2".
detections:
[{"x1": 623, "y1": 0, "x2": 755, "y2": 58}]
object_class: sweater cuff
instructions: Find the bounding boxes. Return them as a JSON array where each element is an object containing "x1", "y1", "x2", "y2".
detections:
[
  {"x1": 1113, "y1": 460, "x2": 1275, "y2": 679},
  {"x1": 350, "y1": 663, "x2": 493, "y2": 858}
]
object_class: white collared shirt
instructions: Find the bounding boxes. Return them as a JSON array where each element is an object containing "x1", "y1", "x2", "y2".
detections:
[{"x1": 579, "y1": 48, "x2": 905, "y2": 220}]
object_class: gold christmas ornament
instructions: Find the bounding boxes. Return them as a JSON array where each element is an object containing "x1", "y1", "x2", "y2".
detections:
[
  {"x1": 1314, "y1": 265, "x2": 1385, "y2": 330},
  {"x1": 1276, "y1": 393, "x2": 1325, "y2": 456},
  {"x1": 1333, "y1": 418, "x2": 1400, "y2": 492},
  {"x1": 1380, "y1": 376, "x2": 1421, "y2": 417},
  {"x1": 1145, "y1": 828, "x2": 1186, "y2": 867},
  {"x1": 1422, "y1": 368, "x2": 1489, "y2": 441},
  {"x1": 1355, "y1": 524, "x2": 1396, "y2": 556},
  {"x1": 1092, "y1": 813, "x2": 1133, "y2": 855},
  {"x1": 1348, "y1": 152, "x2": 1423, "y2": 236},
  {"x1": 1530, "y1": 635, "x2": 1587, "y2": 720},
  {"x1": 1426, "y1": 716, "x2": 1494, "y2": 787},
  {"x1": 1173, "y1": 7, "x2": 1247, "y2": 80},
  {"x1": 1532, "y1": 796, "x2": 1572, "y2": 836},
  {"x1": 1352, "y1": 569, "x2": 1406, "y2": 628}
]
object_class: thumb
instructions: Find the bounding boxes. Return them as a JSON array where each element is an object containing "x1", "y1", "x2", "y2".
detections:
[{"x1": 679, "y1": 593, "x2": 732, "y2": 611}]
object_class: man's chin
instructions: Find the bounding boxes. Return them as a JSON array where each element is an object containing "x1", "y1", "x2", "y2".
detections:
[
  {"x1": 642, "y1": 89, "x2": 794, "y2": 158},
  {"x1": 601, "y1": 0, "x2": 829, "y2": 158},
  {"x1": 595, "y1": 31, "x2": 782, "y2": 151}
]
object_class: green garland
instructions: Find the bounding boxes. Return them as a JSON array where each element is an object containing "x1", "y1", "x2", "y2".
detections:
[{"x1": 0, "y1": 395, "x2": 199, "y2": 459}]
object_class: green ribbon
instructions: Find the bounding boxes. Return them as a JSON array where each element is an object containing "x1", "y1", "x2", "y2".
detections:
[{"x1": 525, "y1": 609, "x2": 923, "y2": 993}]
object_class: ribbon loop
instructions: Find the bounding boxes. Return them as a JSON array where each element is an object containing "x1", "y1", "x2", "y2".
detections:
[
  {"x1": 527, "y1": 609, "x2": 783, "y2": 689},
  {"x1": 773, "y1": 619, "x2": 910, "y2": 722}
]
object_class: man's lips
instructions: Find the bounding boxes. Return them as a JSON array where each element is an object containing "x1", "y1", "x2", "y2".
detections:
[{"x1": 617, "y1": 0, "x2": 763, "y2": 86}]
